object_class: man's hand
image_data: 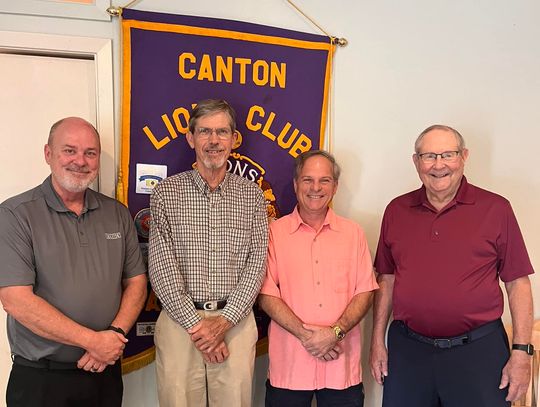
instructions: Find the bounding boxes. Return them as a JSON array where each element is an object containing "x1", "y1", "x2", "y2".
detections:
[
  {"x1": 84, "y1": 330, "x2": 127, "y2": 364},
  {"x1": 201, "y1": 341, "x2": 230, "y2": 364},
  {"x1": 320, "y1": 344, "x2": 343, "y2": 362},
  {"x1": 499, "y1": 351, "x2": 531, "y2": 401},
  {"x1": 188, "y1": 316, "x2": 233, "y2": 353},
  {"x1": 301, "y1": 324, "x2": 338, "y2": 358},
  {"x1": 369, "y1": 341, "x2": 388, "y2": 385},
  {"x1": 77, "y1": 352, "x2": 108, "y2": 373}
]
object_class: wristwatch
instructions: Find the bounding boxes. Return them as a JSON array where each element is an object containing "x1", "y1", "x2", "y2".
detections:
[
  {"x1": 332, "y1": 325, "x2": 346, "y2": 342},
  {"x1": 512, "y1": 343, "x2": 534, "y2": 355},
  {"x1": 108, "y1": 325, "x2": 127, "y2": 337}
]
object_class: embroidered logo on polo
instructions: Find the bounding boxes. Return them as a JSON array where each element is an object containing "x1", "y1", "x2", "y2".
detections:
[{"x1": 105, "y1": 232, "x2": 122, "y2": 239}]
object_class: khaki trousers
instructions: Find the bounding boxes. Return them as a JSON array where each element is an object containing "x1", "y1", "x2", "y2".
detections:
[{"x1": 155, "y1": 309, "x2": 258, "y2": 407}]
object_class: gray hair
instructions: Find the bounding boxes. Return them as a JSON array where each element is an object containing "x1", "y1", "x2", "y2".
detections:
[
  {"x1": 294, "y1": 150, "x2": 341, "y2": 181},
  {"x1": 415, "y1": 124, "x2": 466, "y2": 153},
  {"x1": 188, "y1": 99, "x2": 237, "y2": 134}
]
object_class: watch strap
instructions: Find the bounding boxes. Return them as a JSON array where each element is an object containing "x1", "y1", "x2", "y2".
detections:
[
  {"x1": 108, "y1": 325, "x2": 126, "y2": 337},
  {"x1": 512, "y1": 343, "x2": 534, "y2": 355}
]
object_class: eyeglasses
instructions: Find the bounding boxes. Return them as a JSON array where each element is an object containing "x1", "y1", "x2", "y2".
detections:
[
  {"x1": 417, "y1": 151, "x2": 461, "y2": 163},
  {"x1": 195, "y1": 127, "x2": 233, "y2": 139}
]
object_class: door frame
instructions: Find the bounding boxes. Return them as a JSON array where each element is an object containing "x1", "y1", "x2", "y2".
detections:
[{"x1": 0, "y1": 30, "x2": 115, "y2": 197}]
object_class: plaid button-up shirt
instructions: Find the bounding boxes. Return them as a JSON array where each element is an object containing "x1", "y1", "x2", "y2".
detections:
[{"x1": 149, "y1": 170, "x2": 268, "y2": 329}]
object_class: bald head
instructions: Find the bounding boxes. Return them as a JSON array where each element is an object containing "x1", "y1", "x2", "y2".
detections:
[{"x1": 48, "y1": 117, "x2": 100, "y2": 148}]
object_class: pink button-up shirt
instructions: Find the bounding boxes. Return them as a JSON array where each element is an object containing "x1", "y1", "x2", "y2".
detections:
[{"x1": 260, "y1": 207, "x2": 378, "y2": 390}]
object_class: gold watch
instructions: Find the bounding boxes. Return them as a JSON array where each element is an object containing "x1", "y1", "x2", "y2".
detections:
[{"x1": 332, "y1": 325, "x2": 346, "y2": 341}]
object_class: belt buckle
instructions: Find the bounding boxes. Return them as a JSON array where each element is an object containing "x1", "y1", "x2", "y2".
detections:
[
  {"x1": 203, "y1": 301, "x2": 218, "y2": 311},
  {"x1": 434, "y1": 338, "x2": 452, "y2": 348}
]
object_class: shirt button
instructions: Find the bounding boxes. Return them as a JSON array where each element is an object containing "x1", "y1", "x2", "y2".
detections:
[
  {"x1": 317, "y1": 281, "x2": 320, "y2": 285},
  {"x1": 315, "y1": 260, "x2": 319, "y2": 264},
  {"x1": 434, "y1": 231, "x2": 439, "y2": 236},
  {"x1": 319, "y1": 304, "x2": 322, "y2": 307}
]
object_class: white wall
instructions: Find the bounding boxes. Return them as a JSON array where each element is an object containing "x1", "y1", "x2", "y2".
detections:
[{"x1": 1, "y1": 1, "x2": 539, "y2": 406}]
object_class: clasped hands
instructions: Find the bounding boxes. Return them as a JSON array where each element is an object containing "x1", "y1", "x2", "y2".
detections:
[
  {"x1": 301, "y1": 324, "x2": 343, "y2": 362},
  {"x1": 78, "y1": 329, "x2": 127, "y2": 373},
  {"x1": 188, "y1": 316, "x2": 232, "y2": 364}
]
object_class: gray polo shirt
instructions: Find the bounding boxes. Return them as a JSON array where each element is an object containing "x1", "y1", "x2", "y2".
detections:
[{"x1": 0, "y1": 176, "x2": 146, "y2": 362}]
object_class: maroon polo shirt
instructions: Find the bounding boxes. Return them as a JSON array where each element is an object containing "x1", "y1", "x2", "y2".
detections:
[{"x1": 375, "y1": 176, "x2": 534, "y2": 337}]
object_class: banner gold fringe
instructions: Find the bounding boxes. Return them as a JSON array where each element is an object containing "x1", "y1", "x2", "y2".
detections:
[
  {"x1": 121, "y1": 346, "x2": 155, "y2": 375},
  {"x1": 116, "y1": 168, "x2": 126, "y2": 204}
]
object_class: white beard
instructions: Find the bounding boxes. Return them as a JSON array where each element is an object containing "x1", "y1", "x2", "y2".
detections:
[{"x1": 56, "y1": 167, "x2": 97, "y2": 193}]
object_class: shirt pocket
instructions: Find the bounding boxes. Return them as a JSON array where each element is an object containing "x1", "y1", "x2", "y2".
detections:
[{"x1": 332, "y1": 259, "x2": 352, "y2": 293}]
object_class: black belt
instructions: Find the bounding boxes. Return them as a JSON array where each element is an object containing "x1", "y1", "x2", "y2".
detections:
[
  {"x1": 12, "y1": 355, "x2": 79, "y2": 370},
  {"x1": 194, "y1": 300, "x2": 227, "y2": 311},
  {"x1": 397, "y1": 319, "x2": 503, "y2": 349}
]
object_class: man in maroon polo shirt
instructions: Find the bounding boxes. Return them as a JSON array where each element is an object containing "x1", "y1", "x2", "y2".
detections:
[{"x1": 370, "y1": 124, "x2": 534, "y2": 407}]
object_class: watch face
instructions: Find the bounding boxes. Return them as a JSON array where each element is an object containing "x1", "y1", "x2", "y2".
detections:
[{"x1": 333, "y1": 326, "x2": 345, "y2": 341}]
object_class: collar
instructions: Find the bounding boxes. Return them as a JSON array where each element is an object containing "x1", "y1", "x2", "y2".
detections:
[
  {"x1": 411, "y1": 176, "x2": 475, "y2": 209},
  {"x1": 288, "y1": 206, "x2": 340, "y2": 233},
  {"x1": 191, "y1": 169, "x2": 230, "y2": 196},
  {"x1": 40, "y1": 175, "x2": 99, "y2": 214}
]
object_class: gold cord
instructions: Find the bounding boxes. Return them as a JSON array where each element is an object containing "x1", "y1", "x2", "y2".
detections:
[{"x1": 285, "y1": 0, "x2": 347, "y2": 47}]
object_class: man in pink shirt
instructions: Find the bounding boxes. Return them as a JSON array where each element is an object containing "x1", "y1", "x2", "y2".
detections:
[{"x1": 259, "y1": 150, "x2": 378, "y2": 406}]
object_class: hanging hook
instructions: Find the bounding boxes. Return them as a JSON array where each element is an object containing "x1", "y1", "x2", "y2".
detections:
[
  {"x1": 106, "y1": 6, "x2": 122, "y2": 17},
  {"x1": 330, "y1": 37, "x2": 348, "y2": 47},
  {"x1": 107, "y1": 0, "x2": 140, "y2": 17}
]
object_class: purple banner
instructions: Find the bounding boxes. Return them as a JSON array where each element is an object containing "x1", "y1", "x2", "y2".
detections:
[{"x1": 119, "y1": 9, "x2": 333, "y2": 373}]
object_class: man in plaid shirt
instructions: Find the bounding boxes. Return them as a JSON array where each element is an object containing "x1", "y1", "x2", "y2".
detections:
[{"x1": 149, "y1": 99, "x2": 268, "y2": 407}]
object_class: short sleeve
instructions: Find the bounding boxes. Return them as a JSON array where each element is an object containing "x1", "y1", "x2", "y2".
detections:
[
  {"x1": 497, "y1": 201, "x2": 534, "y2": 282},
  {"x1": 0, "y1": 207, "x2": 36, "y2": 287},
  {"x1": 260, "y1": 226, "x2": 282, "y2": 298},
  {"x1": 374, "y1": 206, "x2": 396, "y2": 275}
]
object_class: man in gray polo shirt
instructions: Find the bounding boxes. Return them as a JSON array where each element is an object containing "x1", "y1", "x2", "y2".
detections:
[{"x1": 0, "y1": 117, "x2": 147, "y2": 407}]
